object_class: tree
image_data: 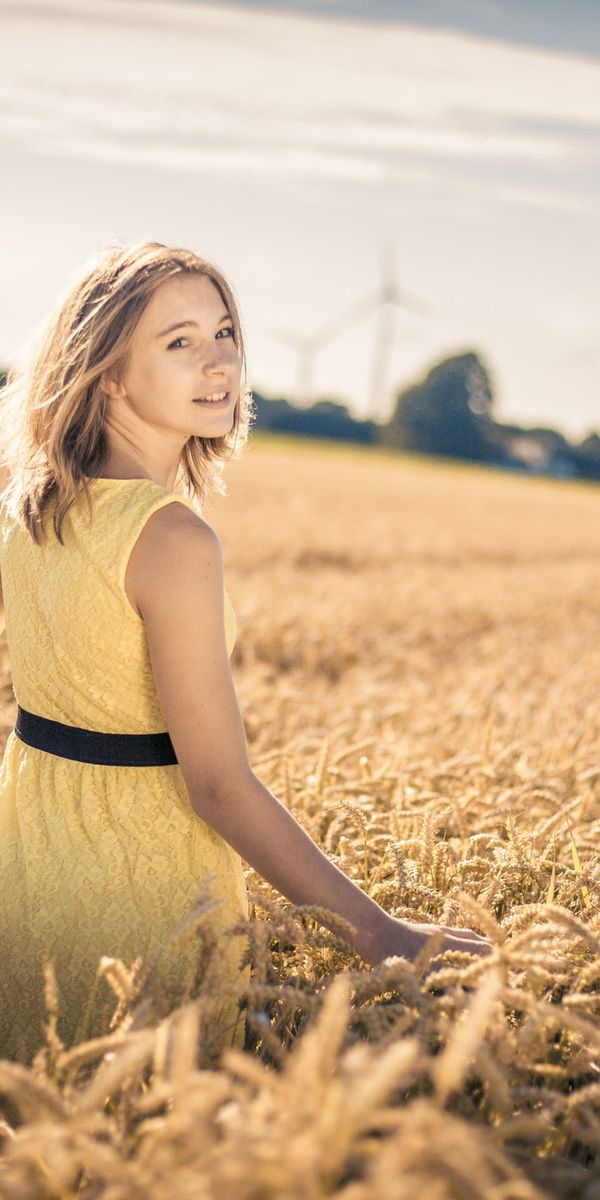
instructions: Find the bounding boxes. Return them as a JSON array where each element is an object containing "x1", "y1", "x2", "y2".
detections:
[
  {"x1": 571, "y1": 432, "x2": 600, "y2": 480},
  {"x1": 383, "y1": 351, "x2": 497, "y2": 461},
  {"x1": 251, "y1": 391, "x2": 376, "y2": 444}
]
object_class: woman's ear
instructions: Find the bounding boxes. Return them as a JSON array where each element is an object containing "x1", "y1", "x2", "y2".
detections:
[{"x1": 100, "y1": 371, "x2": 122, "y2": 402}]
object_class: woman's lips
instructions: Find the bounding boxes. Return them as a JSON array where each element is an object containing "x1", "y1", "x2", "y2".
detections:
[{"x1": 193, "y1": 392, "x2": 231, "y2": 407}]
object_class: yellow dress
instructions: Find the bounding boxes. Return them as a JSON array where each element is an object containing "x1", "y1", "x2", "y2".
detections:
[{"x1": 0, "y1": 478, "x2": 249, "y2": 1063}]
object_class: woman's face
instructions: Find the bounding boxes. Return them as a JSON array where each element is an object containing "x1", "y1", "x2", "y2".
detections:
[{"x1": 110, "y1": 273, "x2": 242, "y2": 441}]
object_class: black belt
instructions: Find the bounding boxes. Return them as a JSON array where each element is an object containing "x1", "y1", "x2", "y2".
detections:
[{"x1": 15, "y1": 704, "x2": 178, "y2": 767}]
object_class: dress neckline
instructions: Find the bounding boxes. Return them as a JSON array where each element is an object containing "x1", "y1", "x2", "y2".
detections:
[
  {"x1": 84, "y1": 477, "x2": 161, "y2": 485},
  {"x1": 82, "y1": 478, "x2": 201, "y2": 512}
]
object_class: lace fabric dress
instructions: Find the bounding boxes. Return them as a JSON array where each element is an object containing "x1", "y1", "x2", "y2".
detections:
[{"x1": 0, "y1": 478, "x2": 249, "y2": 1062}]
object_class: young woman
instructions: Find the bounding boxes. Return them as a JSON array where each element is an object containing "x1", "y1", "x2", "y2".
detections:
[{"x1": 0, "y1": 241, "x2": 489, "y2": 1062}]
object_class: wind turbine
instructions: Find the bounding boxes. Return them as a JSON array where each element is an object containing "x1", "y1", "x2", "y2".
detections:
[
  {"x1": 263, "y1": 327, "x2": 325, "y2": 408},
  {"x1": 331, "y1": 241, "x2": 432, "y2": 424},
  {"x1": 264, "y1": 241, "x2": 431, "y2": 419}
]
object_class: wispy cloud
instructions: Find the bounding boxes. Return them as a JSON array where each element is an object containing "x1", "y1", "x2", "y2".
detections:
[
  {"x1": 492, "y1": 183, "x2": 596, "y2": 215},
  {"x1": 436, "y1": 0, "x2": 504, "y2": 13},
  {"x1": 1, "y1": 0, "x2": 599, "y2": 198}
]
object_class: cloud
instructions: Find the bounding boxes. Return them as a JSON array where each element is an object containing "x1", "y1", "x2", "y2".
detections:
[
  {"x1": 491, "y1": 184, "x2": 596, "y2": 215},
  {"x1": 436, "y1": 0, "x2": 503, "y2": 13},
  {"x1": 1, "y1": 0, "x2": 598, "y2": 197}
]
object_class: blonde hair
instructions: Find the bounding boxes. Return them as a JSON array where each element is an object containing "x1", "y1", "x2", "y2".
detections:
[{"x1": 0, "y1": 240, "x2": 255, "y2": 544}]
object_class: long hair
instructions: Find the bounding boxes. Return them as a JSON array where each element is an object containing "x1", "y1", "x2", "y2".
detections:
[{"x1": 0, "y1": 240, "x2": 255, "y2": 544}]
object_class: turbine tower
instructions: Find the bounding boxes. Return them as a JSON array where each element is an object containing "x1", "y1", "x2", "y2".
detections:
[
  {"x1": 264, "y1": 327, "x2": 324, "y2": 408},
  {"x1": 361, "y1": 241, "x2": 431, "y2": 423}
]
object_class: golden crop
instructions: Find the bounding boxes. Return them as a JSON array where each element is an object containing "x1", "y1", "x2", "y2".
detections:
[{"x1": 0, "y1": 434, "x2": 599, "y2": 1199}]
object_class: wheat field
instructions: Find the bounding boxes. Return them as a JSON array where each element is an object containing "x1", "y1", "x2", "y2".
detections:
[{"x1": 0, "y1": 434, "x2": 600, "y2": 1199}]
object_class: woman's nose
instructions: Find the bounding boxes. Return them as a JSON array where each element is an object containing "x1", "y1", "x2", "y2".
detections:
[{"x1": 203, "y1": 344, "x2": 230, "y2": 373}]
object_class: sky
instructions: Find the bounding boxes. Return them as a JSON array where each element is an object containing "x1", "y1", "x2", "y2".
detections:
[{"x1": 0, "y1": 0, "x2": 599, "y2": 440}]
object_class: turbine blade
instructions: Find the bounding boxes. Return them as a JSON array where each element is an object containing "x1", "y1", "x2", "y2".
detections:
[
  {"x1": 391, "y1": 290, "x2": 432, "y2": 318},
  {"x1": 315, "y1": 290, "x2": 382, "y2": 345}
]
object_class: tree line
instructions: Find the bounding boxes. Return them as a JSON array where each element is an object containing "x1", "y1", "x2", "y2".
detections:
[
  {"x1": 2, "y1": 353, "x2": 597, "y2": 481},
  {"x1": 251, "y1": 350, "x2": 599, "y2": 481}
]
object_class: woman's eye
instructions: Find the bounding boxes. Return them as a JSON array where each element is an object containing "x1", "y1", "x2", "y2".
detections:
[{"x1": 167, "y1": 326, "x2": 234, "y2": 350}]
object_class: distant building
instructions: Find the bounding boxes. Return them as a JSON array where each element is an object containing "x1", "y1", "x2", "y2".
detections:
[{"x1": 507, "y1": 433, "x2": 577, "y2": 479}]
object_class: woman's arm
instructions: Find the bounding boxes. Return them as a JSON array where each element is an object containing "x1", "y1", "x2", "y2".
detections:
[{"x1": 127, "y1": 503, "x2": 490, "y2": 966}]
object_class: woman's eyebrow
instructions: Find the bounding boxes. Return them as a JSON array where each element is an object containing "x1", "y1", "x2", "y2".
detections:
[{"x1": 156, "y1": 312, "x2": 231, "y2": 338}]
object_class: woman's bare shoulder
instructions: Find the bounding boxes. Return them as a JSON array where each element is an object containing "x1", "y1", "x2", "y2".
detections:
[{"x1": 125, "y1": 499, "x2": 221, "y2": 618}]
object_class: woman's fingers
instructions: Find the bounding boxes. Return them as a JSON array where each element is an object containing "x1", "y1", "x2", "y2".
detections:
[
  {"x1": 439, "y1": 924, "x2": 490, "y2": 943},
  {"x1": 379, "y1": 916, "x2": 493, "y2": 966},
  {"x1": 441, "y1": 932, "x2": 493, "y2": 957},
  {"x1": 412, "y1": 920, "x2": 491, "y2": 944}
]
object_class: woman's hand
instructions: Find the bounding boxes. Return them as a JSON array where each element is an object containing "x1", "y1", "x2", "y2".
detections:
[{"x1": 366, "y1": 912, "x2": 493, "y2": 969}]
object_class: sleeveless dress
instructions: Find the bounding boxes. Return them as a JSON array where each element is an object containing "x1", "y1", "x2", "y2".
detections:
[{"x1": 0, "y1": 478, "x2": 250, "y2": 1063}]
